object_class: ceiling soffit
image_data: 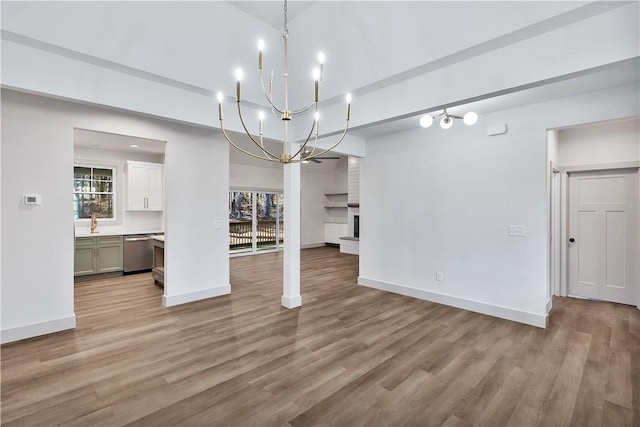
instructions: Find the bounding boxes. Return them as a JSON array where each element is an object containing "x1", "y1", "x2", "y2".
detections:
[{"x1": 1, "y1": 1, "x2": 637, "y2": 140}]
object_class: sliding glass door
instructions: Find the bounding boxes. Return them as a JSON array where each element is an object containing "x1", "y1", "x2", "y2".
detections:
[
  {"x1": 229, "y1": 191, "x2": 253, "y2": 254},
  {"x1": 229, "y1": 191, "x2": 283, "y2": 254}
]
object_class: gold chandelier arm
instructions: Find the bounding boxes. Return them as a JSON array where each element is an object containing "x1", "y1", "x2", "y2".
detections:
[
  {"x1": 259, "y1": 70, "x2": 284, "y2": 115},
  {"x1": 291, "y1": 104, "x2": 319, "y2": 159},
  {"x1": 302, "y1": 120, "x2": 350, "y2": 161},
  {"x1": 236, "y1": 101, "x2": 281, "y2": 160},
  {"x1": 290, "y1": 101, "x2": 316, "y2": 116},
  {"x1": 219, "y1": 120, "x2": 280, "y2": 162}
]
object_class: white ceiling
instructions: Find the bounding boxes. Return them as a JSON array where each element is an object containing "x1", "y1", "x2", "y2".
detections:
[
  {"x1": 1, "y1": 1, "x2": 638, "y2": 147},
  {"x1": 74, "y1": 128, "x2": 166, "y2": 154}
]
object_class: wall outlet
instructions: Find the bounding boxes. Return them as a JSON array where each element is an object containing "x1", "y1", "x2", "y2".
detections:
[{"x1": 436, "y1": 272, "x2": 444, "y2": 282}]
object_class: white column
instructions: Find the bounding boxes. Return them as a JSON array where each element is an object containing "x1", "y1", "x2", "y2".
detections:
[{"x1": 282, "y1": 160, "x2": 302, "y2": 308}]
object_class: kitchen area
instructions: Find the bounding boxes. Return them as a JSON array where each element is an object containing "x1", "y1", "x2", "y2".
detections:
[{"x1": 73, "y1": 129, "x2": 166, "y2": 287}]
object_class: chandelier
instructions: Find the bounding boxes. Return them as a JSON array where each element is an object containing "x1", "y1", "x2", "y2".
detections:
[
  {"x1": 216, "y1": 0, "x2": 352, "y2": 164},
  {"x1": 419, "y1": 109, "x2": 478, "y2": 129}
]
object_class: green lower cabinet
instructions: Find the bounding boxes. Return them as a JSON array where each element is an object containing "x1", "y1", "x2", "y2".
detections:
[
  {"x1": 96, "y1": 236, "x2": 124, "y2": 273},
  {"x1": 74, "y1": 236, "x2": 123, "y2": 276},
  {"x1": 74, "y1": 238, "x2": 96, "y2": 275}
]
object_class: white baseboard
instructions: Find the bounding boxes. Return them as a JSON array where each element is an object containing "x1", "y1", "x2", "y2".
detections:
[
  {"x1": 163, "y1": 284, "x2": 231, "y2": 307},
  {"x1": 358, "y1": 277, "x2": 547, "y2": 328},
  {"x1": 281, "y1": 295, "x2": 302, "y2": 308},
  {"x1": 1, "y1": 314, "x2": 76, "y2": 344},
  {"x1": 301, "y1": 243, "x2": 326, "y2": 249}
]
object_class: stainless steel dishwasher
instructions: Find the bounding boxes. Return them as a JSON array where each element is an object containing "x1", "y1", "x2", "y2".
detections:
[{"x1": 123, "y1": 234, "x2": 154, "y2": 273}]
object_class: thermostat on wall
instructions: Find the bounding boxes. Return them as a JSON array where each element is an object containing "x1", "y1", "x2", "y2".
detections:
[{"x1": 23, "y1": 194, "x2": 41, "y2": 205}]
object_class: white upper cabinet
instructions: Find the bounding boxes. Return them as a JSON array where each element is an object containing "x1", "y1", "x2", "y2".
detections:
[{"x1": 126, "y1": 161, "x2": 164, "y2": 211}]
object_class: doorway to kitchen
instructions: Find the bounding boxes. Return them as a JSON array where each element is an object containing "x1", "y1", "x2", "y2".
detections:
[
  {"x1": 73, "y1": 128, "x2": 166, "y2": 291},
  {"x1": 229, "y1": 190, "x2": 284, "y2": 255}
]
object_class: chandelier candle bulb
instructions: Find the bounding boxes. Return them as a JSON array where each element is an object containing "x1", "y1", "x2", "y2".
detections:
[
  {"x1": 258, "y1": 39, "x2": 264, "y2": 70},
  {"x1": 235, "y1": 69, "x2": 243, "y2": 101},
  {"x1": 259, "y1": 111, "x2": 265, "y2": 135},
  {"x1": 216, "y1": 92, "x2": 224, "y2": 120},
  {"x1": 318, "y1": 52, "x2": 325, "y2": 80}
]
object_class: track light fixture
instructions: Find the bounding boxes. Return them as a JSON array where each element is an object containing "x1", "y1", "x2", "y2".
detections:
[{"x1": 419, "y1": 109, "x2": 478, "y2": 129}]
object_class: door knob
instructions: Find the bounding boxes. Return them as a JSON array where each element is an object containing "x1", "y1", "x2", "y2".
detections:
[{"x1": 569, "y1": 238, "x2": 575, "y2": 243}]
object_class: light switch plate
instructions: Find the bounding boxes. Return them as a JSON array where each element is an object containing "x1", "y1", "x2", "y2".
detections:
[{"x1": 508, "y1": 225, "x2": 527, "y2": 237}]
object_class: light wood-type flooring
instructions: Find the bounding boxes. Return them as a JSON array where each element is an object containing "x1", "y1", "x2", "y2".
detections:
[{"x1": 1, "y1": 246, "x2": 639, "y2": 426}]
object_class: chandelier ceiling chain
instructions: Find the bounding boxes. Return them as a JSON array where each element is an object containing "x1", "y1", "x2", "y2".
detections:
[
  {"x1": 283, "y1": 0, "x2": 288, "y2": 37},
  {"x1": 216, "y1": 0, "x2": 352, "y2": 164}
]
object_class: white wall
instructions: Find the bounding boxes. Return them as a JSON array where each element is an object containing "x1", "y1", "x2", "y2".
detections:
[
  {"x1": 557, "y1": 118, "x2": 640, "y2": 165},
  {"x1": 1, "y1": 92, "x2": 75, "y2": 342},
  {"x1": 73, "y1": 147, "x2": 164, "y2": 234},
  {"x1": 359, "y1": 84, "x2": 639, "y2": 328},
  {"x1": 330, "y1": 158, "x2": 349, "y2": 194},
  {"x1": 547, "y1": 130, "x2": 559, "y2": 165},
  {"x1": 164, "y1": 127, "x2": 229, "y2": 307},
  {"x1": 301, "y1": 171, "x2": 331, "y2": 246},
  {"x1": 546, "y1": 130, "x2": 560, "y2": 307},
  {"x1": 1, "y1": 90, "x2": 230, "y2": 343}
]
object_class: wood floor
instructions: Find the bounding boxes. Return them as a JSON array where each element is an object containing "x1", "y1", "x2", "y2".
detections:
[{"x1": 1, "y1": 246, "x2": 639, "y2": 426}]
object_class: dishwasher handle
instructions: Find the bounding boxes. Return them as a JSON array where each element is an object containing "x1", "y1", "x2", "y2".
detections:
[{"x1": 125, "y1": 237, "x2": 151, "y2": 242}]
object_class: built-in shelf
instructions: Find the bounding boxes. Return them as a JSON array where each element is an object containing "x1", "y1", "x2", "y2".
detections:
[{"x1": 324, "y1": 193, "x2": 348, "y2": 211}]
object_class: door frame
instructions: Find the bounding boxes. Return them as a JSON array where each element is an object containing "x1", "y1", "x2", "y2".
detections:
[
  {"x1": 229, "y1": 187, "x2": 284, "y2": 257},
  {"x1": 552, "y1": 161, "x2": 640, "y2": 308}
]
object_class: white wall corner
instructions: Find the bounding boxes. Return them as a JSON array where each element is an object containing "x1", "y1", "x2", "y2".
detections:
[
  {"x1": 162, "y1": 284, "x2": 231, "y2": 307},
  {"x1": 1, "y1": 314, "x2": 76, "y2": 344},
  {"x1": 358, "y1": 277, "x2": 548, "y2": 329}
]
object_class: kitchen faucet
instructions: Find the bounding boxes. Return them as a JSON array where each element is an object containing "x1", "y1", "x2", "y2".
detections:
[{"x1": 90, "y1": 214, "x2": 98, "y2": 233}]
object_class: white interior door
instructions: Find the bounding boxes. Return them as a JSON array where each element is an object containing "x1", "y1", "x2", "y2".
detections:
[{"x1": 568, "y1": 169, "x2": 638, "y2": 305}]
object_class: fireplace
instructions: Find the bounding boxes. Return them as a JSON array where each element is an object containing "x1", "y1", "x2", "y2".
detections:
[{"x1": 354, "y1": 215, "x2": 360, "y2": 238}]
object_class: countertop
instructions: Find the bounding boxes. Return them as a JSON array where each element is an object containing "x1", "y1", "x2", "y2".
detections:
[
  {"x1": 75, "y1": 230, "x2": 164, "y2": 238},
  {"x1": 151, "y1": 235, "x2": 165, "y2": 242}
]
